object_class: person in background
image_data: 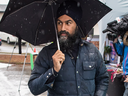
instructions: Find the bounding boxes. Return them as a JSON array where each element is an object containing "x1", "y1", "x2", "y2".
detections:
[{"x1": 113, "y1": 31, "x2": 128, "y2": 96}]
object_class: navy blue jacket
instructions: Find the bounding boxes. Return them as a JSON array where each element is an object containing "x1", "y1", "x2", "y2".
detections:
[{"x1": 28, "y1": 40, "x2": 109, "y2": 96}]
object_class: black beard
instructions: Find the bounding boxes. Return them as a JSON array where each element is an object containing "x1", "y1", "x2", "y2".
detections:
[{"x1": 58, "y1": 28, "x2": 79, "y2": 51}]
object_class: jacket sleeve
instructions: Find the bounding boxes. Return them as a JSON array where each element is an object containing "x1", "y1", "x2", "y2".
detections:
[
  {"x1": 113, "y1": 41, "x2": 124, "y2": 56},
  {"x1": 94, "y1": 50, "x2": 109, "y2": 96},
  {"x1": 28, "y1": 48, "x2": 56, "y2": 95}
]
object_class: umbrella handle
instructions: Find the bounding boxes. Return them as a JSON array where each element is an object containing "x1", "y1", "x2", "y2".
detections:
[
  {"x1": 56, "y1": 35, "x2": 60, "y2": 50},
  {"x1": 50, "y1": 2, "x2": 60, "y2": 50}
]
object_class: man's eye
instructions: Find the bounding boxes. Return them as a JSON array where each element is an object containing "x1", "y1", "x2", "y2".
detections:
[
  {"x1": 57, "y1": 22, "x2": 62, "y2": 25},
  {"x1": 67, "y1": 22, "x2": 71, "y2": 25}
]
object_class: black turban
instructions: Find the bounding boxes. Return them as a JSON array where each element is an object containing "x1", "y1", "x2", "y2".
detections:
[{"x1": 57, "y1": 0, "x2": 82, "y2": 25}]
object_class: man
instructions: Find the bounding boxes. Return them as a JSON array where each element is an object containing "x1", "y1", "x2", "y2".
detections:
[{"x1": 28, "y1": 0, "x2": 109, "y2": 96}]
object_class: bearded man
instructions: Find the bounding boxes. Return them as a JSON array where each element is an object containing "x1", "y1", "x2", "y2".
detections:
[{"x1": 28, "y1": 0, "x2": 109, "y2": 96}]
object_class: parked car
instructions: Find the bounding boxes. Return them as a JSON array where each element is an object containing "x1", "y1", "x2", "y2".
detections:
[
  {"x1": 0, "y1": 37, "x2": 2, "y2": 46},
  {"x1": 0, "y1": 32, "x2": 26, "y2": 44}
]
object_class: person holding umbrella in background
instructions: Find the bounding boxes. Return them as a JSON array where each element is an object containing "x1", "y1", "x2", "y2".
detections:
[{"x1": 28, "y1": 0, "x2": 109, "y2": 96}]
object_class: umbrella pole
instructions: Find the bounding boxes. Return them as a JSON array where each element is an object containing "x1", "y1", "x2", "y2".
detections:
[
  {"x1": 18, "y1": 43, "x2": 29, "y2": 93},
  {"x1": 7, "y1": 38, "x2": 18, "y2": 69},
  {"x1": 51, "y1": 4, "x2": 60, "y2": 50},
  {"x1": 55, "y1": 33, "x2": 60, "y2": 50}
]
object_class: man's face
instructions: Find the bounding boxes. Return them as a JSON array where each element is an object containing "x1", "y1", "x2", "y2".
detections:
[
  {"x1": 57, "y1": 15, "x2": 77, "y2": 42},
  {"x1": 57, "y1": 15, "x2": 79, "y2": 49}
]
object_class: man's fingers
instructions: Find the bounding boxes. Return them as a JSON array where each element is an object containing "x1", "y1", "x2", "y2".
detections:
[
  {"x1": 60, "y1": 56, "x2": 65, "y2": 61},
  {"x1": 60, "y1": 59, "x2": 64, "y2": 65},
  {"x1": 54, "y1": 50, "x2": 65, "y2": 61},
  {"x1": 55, "y1": 50, "x2": 63, "y2": 55},
  {"x1": 59, "y1": 58, "x2": 65, "y2": 64}
]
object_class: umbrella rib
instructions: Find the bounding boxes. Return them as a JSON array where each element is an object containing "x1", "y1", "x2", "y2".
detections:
[
  {"x1": 78, "y1": 25, "x2": 86, "y2": 37},
  {"x1": 3, "y1": 1, "x2": 48, "y2": 19},
  {"x1": 34, "y1": 3, "x2": 48, "y2": 45}
]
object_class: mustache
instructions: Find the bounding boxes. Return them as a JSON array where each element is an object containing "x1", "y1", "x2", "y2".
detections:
[{"x1": 58, "y1": 30, "x2": 70, "y2": 36}]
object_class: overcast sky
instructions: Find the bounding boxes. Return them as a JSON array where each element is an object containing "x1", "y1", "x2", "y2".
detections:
[{"x1": 0, "y1": 0, "x2": 9, "y2": 4}]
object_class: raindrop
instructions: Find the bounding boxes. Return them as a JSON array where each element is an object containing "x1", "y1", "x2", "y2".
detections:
[
  {"x1": 40, "y1": 30, "x2": 45, "y2": 35},
  {"x1": 67, "y1": 91, "x2": 69, "y2": 93},
  {"x1": 63, "y1": 2, "x2": 66, "y2": 6},
  {"x1": 14, "y1": 5, "x2": 17, "y2": 8},
  {"x1": 88, "y1": 4, "x2": 91, "y2": 6},
  {"x1": 77, "y1": 2, "x2": 80, "y2": 7},
  {"x1": 18, "y1": 2, "x2": 22, "y2": 5},
  {"x1": 29, "y1": 22, "x2": 31, "y2": 24},
  {"x1": 54, "y1": 2, "x2": 57, "y2": 5},
  {"x1": 13, "y1": 24, "x2": 17, "y2": 27},
  {"x1": 21, "y1": 26, "x2": 22, "y2": 28},
  {"x1": 9, "y1": 8, "x2": 11, "y2": 11},
  {"x1": 49, "y1": 30, "x2": 51, "y2": 32},
  {"x1": 66, "y1": 10, "x2": 68, "y2": 14},
  {"x1": 68, "y1": 5, "x2": 71, "y2": 8},
  {"x1": 91, "y1": 11, "x2": 93, "y2": 14},
  {"x1": 21, "y1": 24, "x2": 23, "y2": 28},
  {"x1": 97, "y1": 12, "x2": 100, "y2": 14},
  {"x1": 24, "y1": 18, "x2": 28, "y2": 20},
  {"x1": 37, "y1": 4, "x2": 40, "y2": 6},
  {"x1": 44, "y1": 22, "x2": 45, "y2": 24}
]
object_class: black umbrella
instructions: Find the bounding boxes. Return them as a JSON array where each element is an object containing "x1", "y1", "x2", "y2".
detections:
[{"x1": 0, "y1": 0, "x2": 111, "y2": 47}]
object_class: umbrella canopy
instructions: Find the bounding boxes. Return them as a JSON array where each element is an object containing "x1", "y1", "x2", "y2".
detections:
[{"x1": 0, "y1": 0, "x2": 111, "y2": 45}]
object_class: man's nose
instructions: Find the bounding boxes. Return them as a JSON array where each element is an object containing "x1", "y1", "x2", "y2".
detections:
[{"x1": 61, "y1": 24, "x2": 66, "y2": 31}]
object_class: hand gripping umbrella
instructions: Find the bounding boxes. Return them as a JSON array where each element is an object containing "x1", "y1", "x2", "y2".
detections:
[{"x1": 0, "y1": 0, "x2": 111, "y2": 49}]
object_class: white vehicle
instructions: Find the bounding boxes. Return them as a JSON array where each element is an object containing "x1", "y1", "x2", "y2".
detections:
[{"x1": 0, "y1": 32, "x2": 26, "y2": 44}]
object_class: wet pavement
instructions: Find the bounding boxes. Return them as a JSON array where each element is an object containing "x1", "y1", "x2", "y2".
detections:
[
  {"x1": 0, "y1": 63, "x2": 47, "y2": 96},
  {"x1": 0, "y1": 41, "x2": 48, "y2": 95}
]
